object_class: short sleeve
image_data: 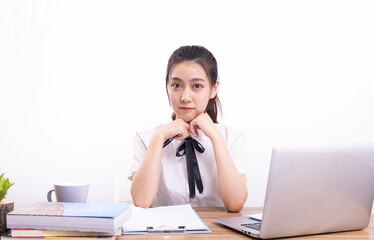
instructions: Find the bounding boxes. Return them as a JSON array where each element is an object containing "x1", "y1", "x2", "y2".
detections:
[
  {"x1": 226, "y1": 128, "x2": 248, "y2": 177},
  {"x1": 127, "y1": 132, "x2": 147, "y2": 181}
]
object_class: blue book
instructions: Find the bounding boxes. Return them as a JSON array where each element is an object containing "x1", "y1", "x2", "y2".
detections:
[{"x1": 7, "y1": 202, "x2": 132, "y2": 233}]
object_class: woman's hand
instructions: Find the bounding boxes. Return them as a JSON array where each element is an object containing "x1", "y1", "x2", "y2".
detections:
[
  {"x1": 155, "y1": 118, "x2": 190, "y2": 141},
  {"x1": 189, "y1": 113, "x2": 219, "y2": 139},
  {"x1": 157, "y1": 113, "x2": 218, "y2": 142}
]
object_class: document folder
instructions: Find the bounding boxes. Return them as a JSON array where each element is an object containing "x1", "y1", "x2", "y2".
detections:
[{"x1": 121, "y1": 204, "x2": 211, "y2": 234}]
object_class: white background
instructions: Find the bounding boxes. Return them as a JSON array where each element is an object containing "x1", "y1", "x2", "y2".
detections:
[{"x1": 1, "y1": 0, "x2": 374, "y2": 206}]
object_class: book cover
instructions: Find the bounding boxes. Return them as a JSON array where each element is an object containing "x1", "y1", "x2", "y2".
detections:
[
  {"x1": 1, "y1": 231, "x2": 116, "y2": 240},
  {"x1": 11, "y1": 228, "x2": 121, "y2": 237},
  {"x1": 9, "y1": 202, "x2": 129, "y2": 218},
  {"x1": 7, "y1": 203, "x2": 131, "y2": 233}
]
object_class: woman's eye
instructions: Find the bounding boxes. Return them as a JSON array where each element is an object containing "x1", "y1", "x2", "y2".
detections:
[
  {"x1": 171, "y1": 83, "x2": 181, "y2": 88},
  {"x1": 193, "y1": 84, "x2": 202, "y2": 89}
]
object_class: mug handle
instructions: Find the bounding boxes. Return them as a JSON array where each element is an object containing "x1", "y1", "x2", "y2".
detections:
[{"x1": 47, "y1": 189, "x2": 55, "y2": 202}]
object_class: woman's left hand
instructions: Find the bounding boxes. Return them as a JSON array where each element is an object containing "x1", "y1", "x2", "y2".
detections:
[{"x1": 189, "y1": 113, "x2": 219, "y2": 139}]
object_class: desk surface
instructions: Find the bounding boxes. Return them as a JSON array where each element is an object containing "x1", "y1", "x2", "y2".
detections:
[{"x1": 118, "y1": 207, "x2": 374, "y2": 239}]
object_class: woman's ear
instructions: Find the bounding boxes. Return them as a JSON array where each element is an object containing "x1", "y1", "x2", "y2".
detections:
[{"x1": 210, "y1": 81, "x2": 219, "y2": 99}]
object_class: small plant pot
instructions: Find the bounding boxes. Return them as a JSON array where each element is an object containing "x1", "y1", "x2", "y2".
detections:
[{"x1": 0, "y1": 199, "x2": 14, "y2": 235}]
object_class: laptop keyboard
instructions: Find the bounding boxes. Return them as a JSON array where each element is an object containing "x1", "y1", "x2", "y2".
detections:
[{"x1": 241, "y1": 222, "x2": 261, "y2": 231}]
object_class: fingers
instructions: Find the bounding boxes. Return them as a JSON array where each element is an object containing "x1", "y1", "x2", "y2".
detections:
[
  {"x1": 189, "y1": 113, "x2": 216, "y2": 139},
  {"x1": 174, "y1": 121, "x2": 190, "y2": 140},
  {"x1": 189, "y1": 120, "x2": 199, "y2": 138},
  {"x1": 162, "y1": 113, "x2": 214, "y2": 141}
]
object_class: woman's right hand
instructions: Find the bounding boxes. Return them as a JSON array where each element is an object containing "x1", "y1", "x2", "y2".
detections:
[{"x1": 155, "y1": 119, "x2": 190, "y2": 141}]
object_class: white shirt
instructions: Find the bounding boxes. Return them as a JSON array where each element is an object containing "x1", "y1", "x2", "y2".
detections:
[{"x1": 128, "y1": 124, "x2": 248, "y2": 207}]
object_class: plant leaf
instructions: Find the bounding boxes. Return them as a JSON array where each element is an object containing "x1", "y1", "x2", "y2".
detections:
[
  {"x1": 0, "y1": 174, "x2": 14, "y2": 201},
  {"x1": 0, "y1": 190, "x2": 5, "y2": 201}
]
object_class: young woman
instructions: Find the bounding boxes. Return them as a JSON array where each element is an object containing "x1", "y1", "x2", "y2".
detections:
[{"x1": 129, "y1": 45, "x2": 248, "y2": 212}]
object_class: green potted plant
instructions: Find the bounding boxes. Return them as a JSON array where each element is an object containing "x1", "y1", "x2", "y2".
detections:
[{"x1": 0, "y1": 173, "x2": 15, "y2": 235}]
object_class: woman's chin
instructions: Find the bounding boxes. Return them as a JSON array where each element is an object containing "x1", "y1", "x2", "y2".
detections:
[{"x1": 176, "y1": 113, "x2": 198, "y2": 123}]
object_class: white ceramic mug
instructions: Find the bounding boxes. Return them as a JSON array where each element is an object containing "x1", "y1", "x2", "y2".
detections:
[{"x1": 47, "y1": 182, "x2": 89, "y2": 202}]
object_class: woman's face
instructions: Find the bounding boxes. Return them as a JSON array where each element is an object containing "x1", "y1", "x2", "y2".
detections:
[{"x1": 167, "y1": 61, "x2": 218, "y2": 123}]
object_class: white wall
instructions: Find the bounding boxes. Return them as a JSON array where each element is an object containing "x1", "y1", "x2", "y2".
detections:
[{"x1": 1, "y1": 0, "x2": 373, "y2": 206}]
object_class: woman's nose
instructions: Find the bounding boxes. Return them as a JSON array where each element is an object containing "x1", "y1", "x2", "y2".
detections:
[{"x1": 181, "y1": 89, "x2": 192, "y2": 103}]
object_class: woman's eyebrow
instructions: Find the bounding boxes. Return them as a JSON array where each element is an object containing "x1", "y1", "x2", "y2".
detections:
[
  {"x1": 170, "y1": 77, "x2": 206, "y2": 82},
  {"x1": 191, "y1": 78, "x2": 206, "y2": 82},
  {"x1": 170, "y1": 77, "x2": 183, "y2": 81}
]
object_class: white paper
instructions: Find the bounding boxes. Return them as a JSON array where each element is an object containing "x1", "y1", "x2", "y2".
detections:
[{"x1": 122, "y1": 204, "x2": 208, "y2": 232}]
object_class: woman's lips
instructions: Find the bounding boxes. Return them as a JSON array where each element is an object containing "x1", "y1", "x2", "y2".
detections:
[{"x1": 180, "y1": 107, "x2": 194, "y2": 111}]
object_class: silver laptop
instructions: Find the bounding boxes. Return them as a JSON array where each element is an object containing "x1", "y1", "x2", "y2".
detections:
[{"x1": 214, "y1": 144, "x2": 374, "y2": 239}]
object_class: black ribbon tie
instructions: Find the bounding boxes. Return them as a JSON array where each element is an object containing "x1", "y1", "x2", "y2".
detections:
[{"x1": 176, "y1": 136, "x2": 205, "y2": 198}]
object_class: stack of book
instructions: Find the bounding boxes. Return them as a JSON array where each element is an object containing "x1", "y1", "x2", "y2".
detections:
[{"x1": 2, "y1": 202, "x2": 132, "y2": 240}]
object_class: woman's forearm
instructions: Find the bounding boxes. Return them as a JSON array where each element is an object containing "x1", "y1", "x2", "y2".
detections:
[
  {"x1": 211, "y1": 134, "x2": 248, "y2": 212},
  {"x1": 131, "y1": 133, "x2": 164, "y2": 208}
]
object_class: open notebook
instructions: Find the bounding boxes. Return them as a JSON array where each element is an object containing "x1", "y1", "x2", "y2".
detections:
[{"x1": 121, "y1": 204, "x2": 210, "y2": 234}]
